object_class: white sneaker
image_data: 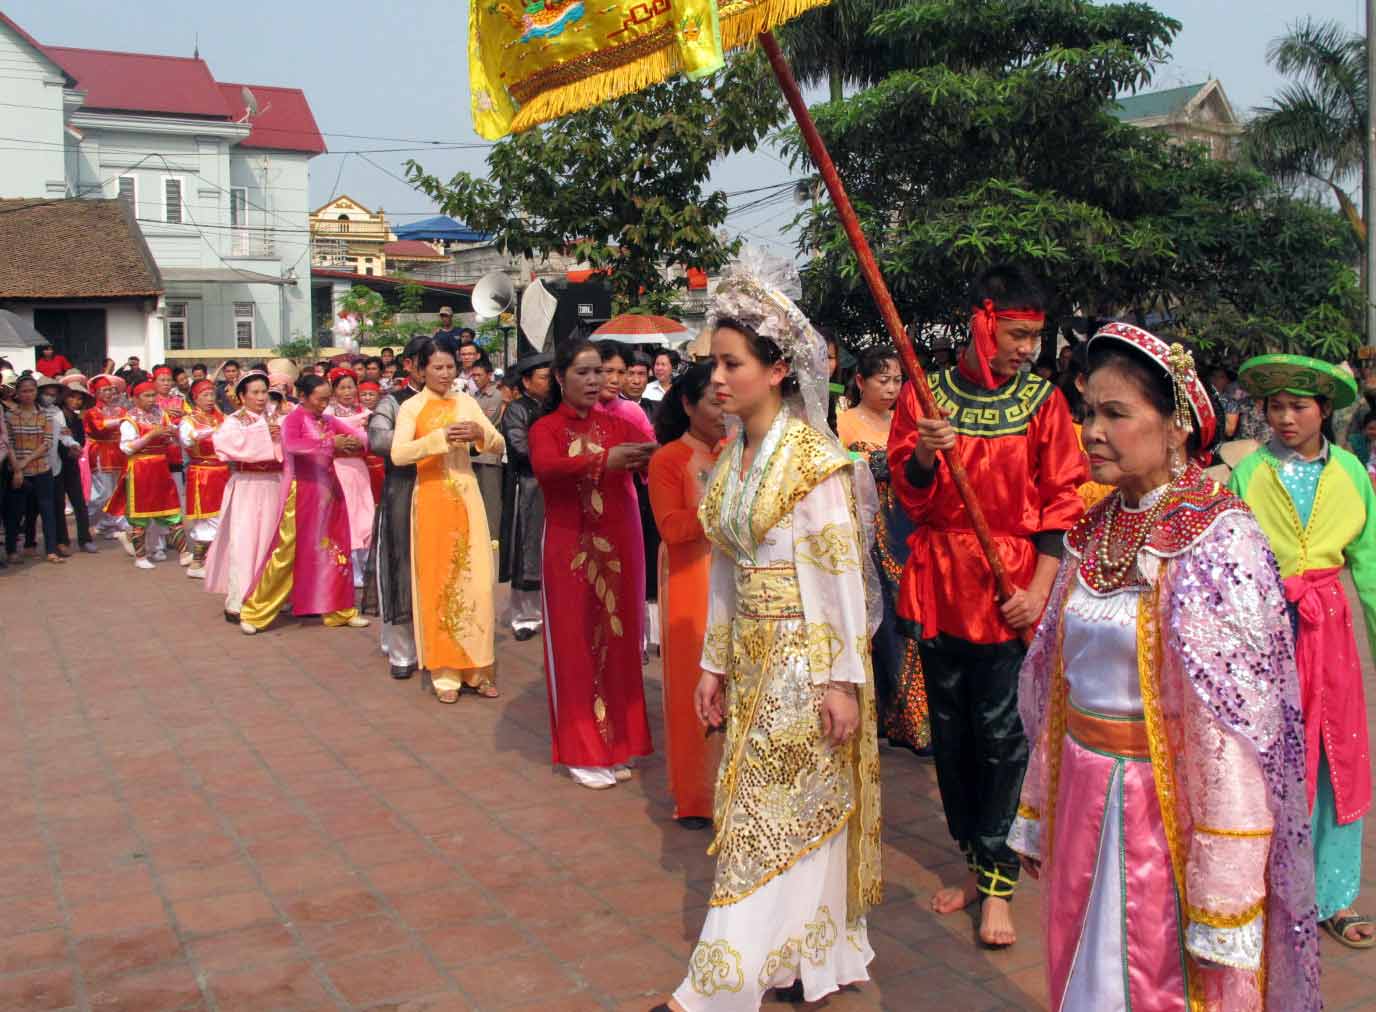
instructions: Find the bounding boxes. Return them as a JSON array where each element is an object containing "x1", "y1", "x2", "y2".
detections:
[
  {"x1": 116, "y1": 531, "x2": 134, "y2": 557},
  {"x1": 134, "y1": 558, "x2": 155, "y2": 570},
  {"x1": 80, "y1": 542, "x2": 98, "y2": 554},
  {"x1": 568, "y1": 766, "x2": 617, "y2": 790},
  {"x1": 101, "y1": 529, "x2": 118, "y2": 541},
  {"x1": 151, "y1": 550, "x2": 167, "y2": 562},
  {"x1": 179, "y1": 550, "x2": 193, "y2": 567},
  {"x1": 186, "y1": 566, "x2": 205, "y2": 580},
  {"x1": 239, "y1": 621, "x2": 259, "y2": 635},
  {"x1": 346, "y1": 616, "x2": 370, "y2": 628},
  {"x1": 612, "y1": 764, "x2": 632, "y2": 782}
]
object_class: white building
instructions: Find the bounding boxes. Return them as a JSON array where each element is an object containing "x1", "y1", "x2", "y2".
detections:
[{"x1": 0, "y1": 11, "x2": 324, "y2": 362}]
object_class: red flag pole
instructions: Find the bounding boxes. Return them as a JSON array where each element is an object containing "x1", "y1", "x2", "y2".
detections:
[{"x1": 757, "y1": 30, "x2": 1017, "y2": 608}]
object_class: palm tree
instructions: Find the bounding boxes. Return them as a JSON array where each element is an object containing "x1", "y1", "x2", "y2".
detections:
[
  {"x1": 1245, "y1": 17, "x2": 1367, "y2": 242},
  {"x1": 776, "y1": 0, "x2": 911, "y2": 103}
]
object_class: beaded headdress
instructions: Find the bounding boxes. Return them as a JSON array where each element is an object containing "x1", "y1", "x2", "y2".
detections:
[
  {"x1": 707, "y1": 248, "x2": 832, "y2": 440},
  {"x1": 1088, "y1": 322, "x2": 1217, "y2": 463}
]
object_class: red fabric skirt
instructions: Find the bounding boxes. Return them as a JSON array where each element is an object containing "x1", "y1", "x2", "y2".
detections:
[
  {"x1": 86, "y1": 438, "x2": 126, "y2": 474},
  {"x1": 185, "y1": 461, "x2": 229, "y2": 519},
  {"x1": 106, "y1": 453, "x2": 181, "y2": 519}
]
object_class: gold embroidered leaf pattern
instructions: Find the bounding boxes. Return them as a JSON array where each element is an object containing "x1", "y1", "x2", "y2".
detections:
[
  {"x1": 702, "y1": 624, "x2": 732, "y2": 668},
  {"x1": 802, "y1": 623, "x2": 844, "y2": 676},
  {"x1": 595, "y1": 576, "x2": 606, "y2": 598},
  {"x1": 796, "y1": 522, "x2": 860, "y2": 574},
  {"x1": 568, "y1": 436, "x2": 584, "y2": 457},
  {"x1": 570, "y1": 550, "x2": 587, "y2": 571},
  {"x1": 589, "y1": 489, "x2": 604, "y2": 515},
  {"x1": 593, "y1": 536, "x2": 612, "y2": 552},
  {"x1": 688, "y1": 940, "x2": 744, "y2": 997},
  {"x1": 609, "y1": 615, "x2": 623, "y2": 637},
  {"x1": 607, "y1": 560, "x2": 622, "y2": 573}
]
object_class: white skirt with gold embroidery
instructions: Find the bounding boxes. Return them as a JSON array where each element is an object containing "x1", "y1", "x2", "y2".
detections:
[{"x1": 672, "y1": 834, "x2": 873, "y2": 1011}]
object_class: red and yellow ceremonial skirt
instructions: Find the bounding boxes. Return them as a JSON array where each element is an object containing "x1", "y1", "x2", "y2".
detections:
[
  {"x1": 185, "y1": 460, "x2": 230, "y2": 520},
  {"x1": 86, "y1": 435, "x2": 126, "y2": 475},
  {"x1": 106, "y1": 452, "x2": 182, "y2": 519}
]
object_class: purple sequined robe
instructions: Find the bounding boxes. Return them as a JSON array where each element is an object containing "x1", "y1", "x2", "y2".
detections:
[{"x1": 1009, "y1": 471, "x2": 1318, "y2": 1011}]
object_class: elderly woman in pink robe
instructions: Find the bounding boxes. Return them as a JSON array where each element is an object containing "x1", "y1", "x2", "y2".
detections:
[
  {"x1": 205, "y1": 372, "x2": 283, "y2": 620},
  {"x1": 238, "y1": 374, "x2": 370, "y2": 635}
]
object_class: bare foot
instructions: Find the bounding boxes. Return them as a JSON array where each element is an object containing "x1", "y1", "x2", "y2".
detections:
[
  {"x1": 980, "y1": 895, "x2": 1016, "y2": 947},
  {"x1": 930, "y1": 872, "x2": 980, "y2": 914}
]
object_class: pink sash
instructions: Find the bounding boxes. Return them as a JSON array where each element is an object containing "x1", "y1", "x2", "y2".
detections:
[{"x1": 1284, "y1": 567, "x2": 1371, "y2": 824}]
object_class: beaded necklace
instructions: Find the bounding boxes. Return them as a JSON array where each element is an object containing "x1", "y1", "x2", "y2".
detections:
[{"x1": 1084, "y1": 479, "x2": 1178, "y2": 592}]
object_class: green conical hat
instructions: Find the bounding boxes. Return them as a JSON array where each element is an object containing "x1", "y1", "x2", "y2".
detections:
[{"x1": 1237, "y1": 353, "x2": 1358, "y2": 410}]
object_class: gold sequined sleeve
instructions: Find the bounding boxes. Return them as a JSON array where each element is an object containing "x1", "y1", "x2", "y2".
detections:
[
  {"x1": 699, "y1": 546, "x2": 735, "y2": 675},
  {"x1": 794, "y1": 470, "x2": 868, "y2": 686}
]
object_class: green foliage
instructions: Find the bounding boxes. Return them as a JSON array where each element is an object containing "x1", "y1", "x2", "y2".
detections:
[
  {"x1": 787, "y1": 0, "x2": 1360, "y2": 359},
  {"x1": 273, "y1": 336, "x2": 316, "y2": 362},
  {"x1": 406, "y1": 55, "x2": 785, "y2": 313},
  {"x1": 776, "y1": 0, "x2": 912, "y2": 102},
  {"x1": 339, "y1": 285, "x2": 392, "y2": 341},
  {"x1": 1243, "y1": 17, "x2": 1367, "y2": 239}
]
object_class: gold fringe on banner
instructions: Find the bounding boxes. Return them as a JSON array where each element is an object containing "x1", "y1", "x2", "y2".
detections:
[{"x1": 473, "y1": 0, "x2": 831, "y2": 139}]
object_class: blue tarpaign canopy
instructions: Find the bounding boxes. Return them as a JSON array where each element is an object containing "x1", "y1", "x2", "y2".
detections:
[{"x1": 393, "y1": 216, "x2": 491, "y2": 243}]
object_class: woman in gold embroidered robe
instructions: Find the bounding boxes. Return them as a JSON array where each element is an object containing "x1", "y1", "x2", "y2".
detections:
[
  {"x1": 664, "y1": 267, "x2": 881, "y2": 1012},
  {"x1": 391, "y1": 339, "x2": 505, "y2": 704}
]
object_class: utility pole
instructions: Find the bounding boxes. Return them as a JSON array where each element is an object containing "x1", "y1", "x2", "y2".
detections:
[{"x1": 1367, "y1": 0, "x2": 1376, "y2": 344}]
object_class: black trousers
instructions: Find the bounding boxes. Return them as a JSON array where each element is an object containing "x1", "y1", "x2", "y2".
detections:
[
  {"x1": 51, "y1": 463, "x2": 91, "y2": 547},
  {"x1": 6, "y1": 471, "x2": 57, "y2": 556},
  {"x1": 917, "y1": 633, "x2": 1029, "y2": 897}
]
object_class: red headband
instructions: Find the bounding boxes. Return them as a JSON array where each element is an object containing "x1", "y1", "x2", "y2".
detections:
[
  {"x1": 152, "y1": 366, "x2": 173, "y2": 379},
  {"x1": 328, "y1": 367, "x2": 354, "y2": 385},
  {"x1": 91, "y1": 376, "x2": 114, "y2": 392},
  {"x1": 358, "y1": 381, "x2": 381, "y2": 392},
  {"x1": 967, "y1": 300, "x2": 1046, "y2": 390},
  {"x1": 190, "y1": 379, "x2": 215, "y2": 399},
  {"x1": 132, "y1": 381, "x2": 156, "y2": 397}
]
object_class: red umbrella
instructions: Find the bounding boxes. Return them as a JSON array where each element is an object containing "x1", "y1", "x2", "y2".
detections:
[{"x1": 592, "y1": 314, "x2": 691, "y2": 346}]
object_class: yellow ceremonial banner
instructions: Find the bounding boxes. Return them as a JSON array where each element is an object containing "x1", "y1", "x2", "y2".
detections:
[{"x1": 469, "y1": 0, "x2": 828, "y2": 139}]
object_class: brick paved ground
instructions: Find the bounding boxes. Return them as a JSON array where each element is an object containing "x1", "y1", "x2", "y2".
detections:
[{"x1": 1, "y1": 544, "x2": 1375, "y2": 1011}]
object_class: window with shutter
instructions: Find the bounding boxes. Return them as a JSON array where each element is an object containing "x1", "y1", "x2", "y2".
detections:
[
  {"x1": 164, "y1": 178, "x2": 182, "y2": 223},
  {"x1": 118, "y1": 176, "x2": 136, "y2": 212}
]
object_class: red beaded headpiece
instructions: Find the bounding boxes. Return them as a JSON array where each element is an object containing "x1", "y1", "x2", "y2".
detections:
[
  {"x1": 1088, "y1": 322, "x2": 1217, "y2": 462},
  {"x1": 131, "y1": 380, "x2": 156, "y2": 397}
]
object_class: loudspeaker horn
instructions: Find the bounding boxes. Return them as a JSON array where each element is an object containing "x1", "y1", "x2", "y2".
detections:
[{"x1": 472, "y1": 271, "x2": 515, "y2": 321}]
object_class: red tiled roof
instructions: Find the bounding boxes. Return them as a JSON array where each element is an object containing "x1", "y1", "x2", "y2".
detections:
[
  {"x1": 218, "y1": 83, "x2": 327, "y2": 155},
  {"x1": 383, "y1": 240, "x2": 445, "y2": 260},
  {"x1": 45, "y1": 46, "x2": 233, "y2": 119},
  {"x1": 0, "y1": 198, "x2": 163, "y2": 299}
]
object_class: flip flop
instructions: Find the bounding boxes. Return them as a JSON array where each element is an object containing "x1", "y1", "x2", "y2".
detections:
[{"x1": 1323, "y1": 913, "x2": 1376, "y2": 949}]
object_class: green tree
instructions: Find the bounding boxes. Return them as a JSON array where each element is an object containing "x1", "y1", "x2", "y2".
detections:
[
  {"x1": 340, "y1": 285, "x2": 392, "y2": 345},
  {"x1": 1244, "y1": 18, "x2": 1367, "y2": 242},
  {"x1": 406, "y1": 56, "x2": 784, "y2": 314},
  {"x1": 776, "y1": 0, "x2": 911, "y2": 102},
  {"x1": 787, "y1": 0, "x2": 1360, "y2": 359}
]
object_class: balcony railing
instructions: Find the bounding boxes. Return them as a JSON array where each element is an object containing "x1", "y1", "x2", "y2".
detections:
[{"x1": 230, "y1": 228, "x2": 275, "y2": 258}]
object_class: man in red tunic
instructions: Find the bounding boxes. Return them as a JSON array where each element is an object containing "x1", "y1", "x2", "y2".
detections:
[{"x1": 888, "y1": 264, "x2": 1086, "y2": 947}]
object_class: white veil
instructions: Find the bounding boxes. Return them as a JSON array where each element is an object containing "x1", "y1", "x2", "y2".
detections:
[{"x1": 708, "y1": 248, "x2": 883, "y2": 636}]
